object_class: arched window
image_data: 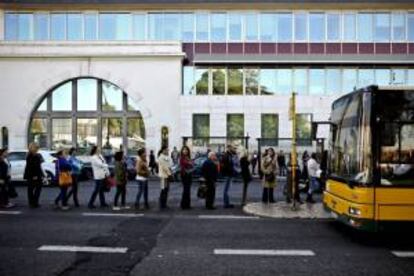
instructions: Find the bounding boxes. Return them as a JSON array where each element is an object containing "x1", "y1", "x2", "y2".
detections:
[
  {"x1": 29, "y1": 78, "x2": 145, "y2": 155},
  {"x1": 1, "y1": 127, "x2": 8, "y2": 149}
]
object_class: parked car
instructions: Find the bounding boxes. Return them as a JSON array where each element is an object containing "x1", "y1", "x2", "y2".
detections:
[
  {"x1": 77, "y1": 155, "x2": 137, "y2": 181},
  {"x1": 8, "y1": 150, "x2": 57, "y2": 186}
]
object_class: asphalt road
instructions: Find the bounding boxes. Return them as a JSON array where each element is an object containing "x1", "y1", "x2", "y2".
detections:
[{"x1": 1, "y1": 178, "x2": 413, "y2": 276}]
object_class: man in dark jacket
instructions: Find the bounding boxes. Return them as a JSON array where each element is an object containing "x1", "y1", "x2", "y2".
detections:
[
  {"x1": 24, "y1": 143, "x2": 45, "y2": 208},
  {"x1": 202, "y1": 152, "x2": 218, "y2": 210},
  {"x1": 220, "y1": 145, "x2": 238, "y2": 208}
]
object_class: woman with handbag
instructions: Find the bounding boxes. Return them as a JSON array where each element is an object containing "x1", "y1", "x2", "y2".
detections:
[
  {"x1": 113, "y1": 151, "x2": 128, "y2": 211},
  {"x1": 158, "y1": 146, "x2": 172, "y2": 210},
  {"x1": 0, "y1": 148, "x2": 14, "y2": 209},
  {"x1": 54, "y1": 149, "x2": 72, "y2": 210},
  {"x1": 135, "y1": 148, "x2": 150, "y2": 210},
  {"x1": 24, "y1": 143, "x2": 44, "y2": 208},
  {"x1": 180, "y1": 146, "x2": 193, "y2": 210},
  {"x1": 88, "y1": 146, "x2": 110, "y2": 209},
  {"x1": 261, "y1": 148, "x2": 278, "y2": 204}
]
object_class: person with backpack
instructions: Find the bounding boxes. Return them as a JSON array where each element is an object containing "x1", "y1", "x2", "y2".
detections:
[
  {"x1": 54, "y1": 149, "x2": 72, "y2": 211},
  {"x1": 67, "y1": 147, "x2": 82, "y2": 207},
  {"x1": 135, "y1": 148, "x2": 150, "y2": 210},
  {"x1": 113, "y1": 151, "x2": 128, "y2": 210},
  {"x1": 261, "y1": 148, "x2": 278, "y2": 203}
]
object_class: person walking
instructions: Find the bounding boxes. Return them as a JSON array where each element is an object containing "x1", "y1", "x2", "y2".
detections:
[
  {"x1": 306, "y1": 153, "x2": 320, "y2": 203},
  {"x1": 286, "y1": 154, "x2": 303, "y2": 204},
  {"x1": 202, "y1": 151, "x2": 219, "y2": 210},
  {"x1": 149, "y1": 150, "x2": 157, "y2": 175},
  {"x1": 221, "y1": 144, "x2": 238, "y2": 208},
  {"x1": 179, "y1": 146, "x2": 193, "y2": 210},
  {"x1": 135, "y1": 148, "x2": 150, "y2": 210},
  {"x1": 24, "y1": 143, "x2": 44, "y2": 208},
  {"x1": 261, "y1": 148, "x2": 278, "y2": 204},
  {"x1": 113, "y1": 151, "x2": 128, "y2": 211},
  {"x1": 158, "y1": 146, "x2": 172, "y2": 210},
  {"x1": 277, "y1": 150, "x2": 287, "y2": 177},
  {"x1": 67, "y1": 147, "x2": 82, "y2": 207},
  {"x1": 0, "y1": 148, "x2": 14, "y2": 209},
  {"x1": 54, "y1": 149, "x2": 72, "y2": 210},
  {"x1": 88, "y1": 146, "x2": 109, "y2": 209},
  {"x1": 240, "y1": 149, "x2": 252, "y2": 207}
]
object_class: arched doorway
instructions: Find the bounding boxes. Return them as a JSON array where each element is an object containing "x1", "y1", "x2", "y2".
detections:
[{"x1": 28, "y1": 78, "x2": 145, "y2": 155}]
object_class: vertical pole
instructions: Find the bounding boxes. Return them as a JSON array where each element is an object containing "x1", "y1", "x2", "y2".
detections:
[{"x1": 291, "y1": 92, "x2": 297, "y2": 210}]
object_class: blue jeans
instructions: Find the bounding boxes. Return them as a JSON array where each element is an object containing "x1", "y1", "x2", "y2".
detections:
[
  {"x1": 135, "y1": 180, "x2": 148, "y2": 207},
  {"x1": 308, "y1": 177, "x2": 320, "y2": 195},
  {"x1": 55, "y1": 186, "x2": 68, "y2": 206},
  {"x1": 223, "y1": 176, "x2": 233, "y2": 207},
  {"x1": 88, "y1": 179, "x2": 106, "y2": 207}
]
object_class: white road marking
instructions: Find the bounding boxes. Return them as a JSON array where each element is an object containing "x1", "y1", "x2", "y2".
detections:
[
  {"x1": 392, "y1": 251, "x2": 414, "y2": 258},
  {"x1": 82, "y1": 212, "x2": 144, "y2": 218},
  {"x1": 0, "y1": 211, "x2": 22, "y2": 215},
  {"x1": 38, "y1": 245, "x2": 128, "y2": 254},
  {"x1": 198, "y1": 215, "x2": 259, "y2": 220},
  {"x1": 214, "y1": 249, "x2": 315, "y2": 256}
]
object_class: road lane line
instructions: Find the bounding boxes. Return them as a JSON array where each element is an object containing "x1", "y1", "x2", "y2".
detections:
[
  {"x1": 38, "y1": 245, "x2": 128, "y2": 254},
  {"x1": 214, "y1": 249, "x2": 315, "y2": 256},
  {"x1": 392, "y1": 251, "x2": 414, "y2": 258},
  {"x1": 82, "y1": 212, "x2": 144, "y2": 218},
  {"x1": 198, "y1": 215, "x2": 259, "y2": 220},
  {"x1": 0, "y1": 211, "x2": 22, "y2": 215}
]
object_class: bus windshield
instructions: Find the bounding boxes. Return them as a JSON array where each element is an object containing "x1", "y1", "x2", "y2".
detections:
[
  {"x1": 329, "y1": 92, "x2": 373, "y2": 185},
  {"x1": 378, "y1": 90, "x2": 414, "y2": 186}
]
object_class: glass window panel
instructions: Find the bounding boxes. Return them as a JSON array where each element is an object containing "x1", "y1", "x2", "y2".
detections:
[
  {"x1": 326, "y1": 69, "x2": 341, "y2": 95},
  {"x1": 408, "y1": 69, "x2": 414, "y2": 85},
  {"x1": 84, "y1": 13, "x2": 98, "y2": 40},
  {"x1": 229, "y1": 13, "x2": 242, "y2": 41},
  {"x1": 309, "y1": 13, "x2": 325, "y2": 42},
  {"x1": 67, "y1": 13, "x2": 83, "y2": 40},
  {"x1": 52, "y1": 119, "x2": 72, "y2": 149},
  {"x1": 181, "y1": 13, "x2": 194, "y2": 42},
  {"x1": 277, "y1": 13, "x2": 292, "y2": 42},
  {"x1": 211, "y1": 13, "x2": 226, "y2": 42},
  {"x1": 294, "y1": 12, "x2": 308, "y2": 41},
  {"x1": 262, "y1": 114, "x2": 279, "y2": 139},
  {"x1": 134, "y1": 14, "x2": 146, "y2": 40},
  {"x1": 245, "y1": 68, "x2": 259, "y2": 95},
  {"x1": 392, "y1": 13, "x2": 406, "y2": 41},
  {"x1": 408, "y1": 13, "x2": 414, "y2": 41},
  {"x1": 296, "y1": 114, "x2": 312, "y2": 146},
  {"x1": 195, "y1": 68, "x2": 209, "y2": 95},
  {"x1": 5, "y1": 13, "x2": 18, "y2": 40},
  {"x1": 193, "y1": 114, "x2": 210, "y2": 138},
  {"x1": 18, "y1": 13, "x2": 34, "y2": 40},
  {"x1": 227, "y1": 68, "x2": 243, "y2": 95},
  {"x1": 102, "y1": 118, "x2": 123, "y2": 151},
  {"x1": 276, "y1": 69, "x2": 292, "y2": 94},
  {"x1": 327, "y1": 13, "x2": 340, "y2": 41},
  {"x1": 77, "y1": 118, "x2": 98, "y2": 154},
  {"x1": 391, "y1": 69, "x2": 406, "y2": 86},
  {"x1": 183, "y1": 66, "x2": 195, "y2": 95},
  {"x1": 260, "y1": 69, "x2": 277, "y2": 95},
  {"x1": 99, "y1": 13, "x2": 116, "y2": 40},
  {"x1": 343, "y1": 13, "x2": 356, "y2": 41},
  {"x1": 37, "y1": 98, "x2": 47, "y2": 112},
  {"x1": 227, "y1": 114, "x2": 244, "y2": 138},
  {"x1": 374, "y1": 13, "x2": 390, "y2": 42},
  {"x1": 245, "y1": 13, "x2": 258, "y2": 41},
  {"x1": 148, "y1": 13, "x2": 163, "y2": 40},
  {"x1": 260, "y1": 13, "x2": 276, "y2": 42},
  {"x1": 196, "y1": 12, "x2": 209, "y2": 41},
  {"x1": 34, "y1": 13, "x2": 49, "y2": 40},
  {"x1": 116, "y1": 13, "x2": 132, "y2": 40},
  {"x1": 77, "y1": 79, "x2": 97, "y2": 111},
  {"x1": 29, "y1": 118, "x2": 48, "y2": 148},
  {"x1": 51, "y1": 13, "x2": 66, "y2": 40},
  {"x1": 358, "y1": 13, "x2": 373, "y2": 42},
  {"x1": 343, "y1": 69, "x2": 357, "y2": 93},
  {"x1": 163, "y1": 13, "x2": 181, "y2": 40},
  {"x1": 293, "y1": 69, "x2": 308, "y2": 95},
  {"x1": 127, "y1": 97, "x2": 140, "y2": 111},
  {"x1": 52, "y1": 81, "x2": 72, "y2": 111},
  {"x1": 212, "y1": 68, "x2": 226, "y2": 95},
  {"x1": 309, "y1": 69, "x2": 325, "y2": 95},
  {"x1": 375, "y1": 69, "x2": 391, "y2": 86},
  {"x1": 102, "y1": 81, "x2": 123, "y2": 111},
  {"x1": 358, "y1": 69, "x2": 375, "y2": 88},
  {"x1": 127, "y1": 118, "x2": 145, "y2": 153}
]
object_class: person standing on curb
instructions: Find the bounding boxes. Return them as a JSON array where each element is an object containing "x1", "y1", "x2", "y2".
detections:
[
  {"x1": 88, "y1": 146, "x2": 110, "y2": 209},
  {"x1": 113, "y1": 151, "x2": 128, "y2": 211},
  {"x1": 240, "y1": 149, "x2": 252, "y2": 207},
  {"x1": 135, "y1": 148, "x2": 150, "y2": 210},
  {"x1": 0, "y1": 148, "x2": 14, "y2": 209},
  {"x1": 158, "y1": 146, "x2": 172, "y2": 210},
  {"x1": 179, "y1": 146, "x2": 193, "y2": 210},
  {"x1": 67, "y1": 147, "x2": 82, "y2": 207},
  {"x1": 221, "y1": 144, "x2": 238, "y2": 208},
  {"x1": 24, "y1": 143, "x2": 44, "y2": 208},
  {"x1": 306, "y1": 153, "x2": 320, "y2": 204},
  {"x1": 202, "y1": 151, "x2": 219, "y2": 210},
  {"x1": 261, "y1": 148, "x2": 278, "y2": 204}
]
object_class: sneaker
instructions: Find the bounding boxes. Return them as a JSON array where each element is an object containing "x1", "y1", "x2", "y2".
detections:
[{"x1": 112, "y1": 206, "x2": 121, "y2": 211}]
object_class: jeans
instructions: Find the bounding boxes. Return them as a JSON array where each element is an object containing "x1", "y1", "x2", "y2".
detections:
[
  {"x1": 66, "y1": 175, "x2": 79, "y2": 206},
  {"x1": 88, "y1": 179, "x2": 106, "y2": 207},
  {"x1": 223, "y1": 176, "x2": 233, "y2": 207},
  {"x1": 308, "y1": 177, "x2": 320, "y2": 195},
  {"x1": 135, "y1": 180, "x2": 149, "y2": 208},
  {"x1": 27, "y1": 179, "x2": 42, "y2": 207},
  {"x1": 114, "y1": 185, "x2": 126, "y2": 207},
  {"x1": 55, "y1": 186, "x2": 68, "y2": 206},
  {"x1": 241, "y1": 179, "x2": 249, "y2": 205}
]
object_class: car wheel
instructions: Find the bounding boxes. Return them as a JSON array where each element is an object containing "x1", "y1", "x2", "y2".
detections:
[{"x1": 44, "y1": 171, "x2": 55, "y2": 186}]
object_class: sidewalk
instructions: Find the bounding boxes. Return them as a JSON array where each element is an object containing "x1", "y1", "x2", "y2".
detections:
[{"x1": 243, "y1": 201, "x2": 332, "y2": 219}]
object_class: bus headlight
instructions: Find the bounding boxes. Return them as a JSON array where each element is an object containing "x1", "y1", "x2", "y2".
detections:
[{"x1": 349, "y1": 207, "x2": 361, "y2": 216}]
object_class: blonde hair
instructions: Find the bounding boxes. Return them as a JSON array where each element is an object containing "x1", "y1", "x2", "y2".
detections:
[{"x1": 28, "y1": 142, "x2": 39, "y2": 154}]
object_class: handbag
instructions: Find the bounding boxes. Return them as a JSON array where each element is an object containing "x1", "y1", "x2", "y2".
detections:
[
  {"x1": 197, "y1": 183, "x2": 208, "y2": 199},
  {"x1": 103, "y1": 176, "x2": 116, "y2": 192},
  {"x1": 59, "y1": 171, "x2": 73, "y2": 187}
]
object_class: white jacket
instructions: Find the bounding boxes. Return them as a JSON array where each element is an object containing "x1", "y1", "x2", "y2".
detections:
[
  {"x1": 158, "y1": 154, "x2": 172, "y2": 179},
  {"x1": 91, "y1": 154, "x2": 109, "y2": 180},
  {"x1": 307, "y1": 158, "x2": 320, "y2": 178}
]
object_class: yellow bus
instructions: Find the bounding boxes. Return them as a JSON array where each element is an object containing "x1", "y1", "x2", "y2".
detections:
[{"x1": 323, "y1": 85, "x2": 414, "y2": 231}]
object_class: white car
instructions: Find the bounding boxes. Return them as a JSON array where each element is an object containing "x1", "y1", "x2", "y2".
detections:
[{"x1": 8, "y1": 150, "x2": 57, "y2": 185}]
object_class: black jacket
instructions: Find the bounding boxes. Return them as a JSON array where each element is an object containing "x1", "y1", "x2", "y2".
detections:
[
  {"x1": 240, "y1": 156, "x2": 252, "y2": 183},
  {"x1": 0, "y1": 159, "x2": 10, "y2": 184},
  {"x1": 24, "y1": 153, "x2": 44, "y2": 181},
  {"x1": 202, "y1": 159, "x2": 218, "y2": 183},
  {"x1": 220, "y1": 151, "x2": 234, "y2": 177}
]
